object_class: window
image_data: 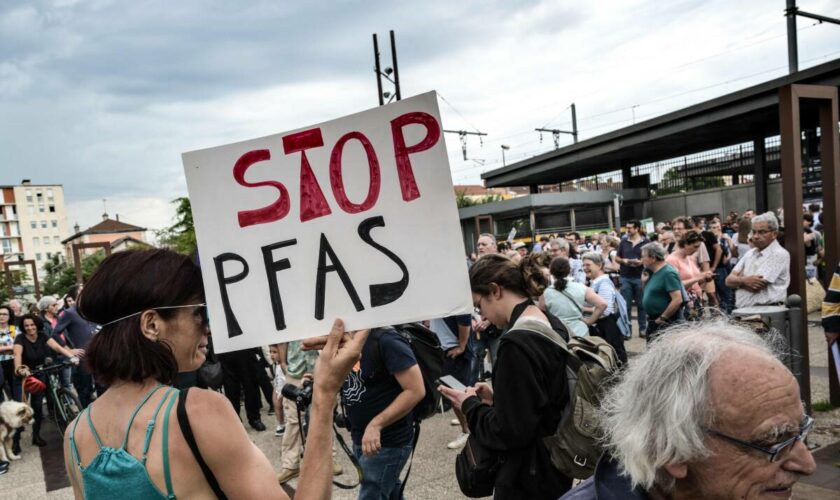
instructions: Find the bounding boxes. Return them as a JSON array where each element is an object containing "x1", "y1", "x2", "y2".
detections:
[
  {"x1": 54, "y1": 236, "x2": 60, "y2": 244},
  {"x1": 33, "y1": 238, "x2": 40, "y2": 246},
  {"x1": 2, "y1": 241, "x2": 11, "y2": 253},
  {"x1": 39, "y1": 205, "x2": 45, "y2": 213},
  {"x1": 25, "y1": 189, "x2": 32, "y2": 197},
  {"x1": 51, "y1": 220, "x2": 57, "y2": 228},
  {"x1": 26, "y1": 195, "x2": 33, "y2": 202},
  {"x1": 35, "y1": 253, "x2": 41, "y2": 261},
  {"x1": 36, "y1": 191, "x2": 42, "y2": 198},
  {"x1": 41, "y1": 220, "x2": 47, "y2": 228},
  {"x1": 30, "y1": 221, "x2": 37, "y2": 229},
  {"x1": 49, "y1": 205, "x2": 55, "y2": 213},
  {"x1": 47, "y1": 189, "x2": 54, "y2": 198},
  {"x1": 28, "y1": 205, "x2": 35, "y2": 215}
]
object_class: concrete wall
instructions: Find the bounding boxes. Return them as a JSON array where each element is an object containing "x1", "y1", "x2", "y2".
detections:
[{"x1": 638, "y1": 179, "x2": 783, "y2": 222}]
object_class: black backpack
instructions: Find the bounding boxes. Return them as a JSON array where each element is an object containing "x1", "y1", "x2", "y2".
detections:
[
  {"x1": 366, "y1": 323, "x2": 446, "y2": 495},
  {"x1": 367, "y1": 323, "x2": 446, "y2": 420}
]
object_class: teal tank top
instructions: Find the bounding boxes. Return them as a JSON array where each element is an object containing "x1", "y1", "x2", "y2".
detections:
[{"x1": 69, "y1": 385, "x2": 180, "y2": 500}]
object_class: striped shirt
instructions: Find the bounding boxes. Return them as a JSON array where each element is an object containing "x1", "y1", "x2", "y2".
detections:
[
  {"x1": 822, "y1": 263, "x2": 840, "y2": 333},
  {"x1": 590, "y1": 275, "x2": 617, "y2": 316}
]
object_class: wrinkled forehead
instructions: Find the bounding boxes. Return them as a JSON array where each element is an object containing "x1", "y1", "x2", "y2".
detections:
[{"x1": 709, "y1": 349, "x2": 801, "y2": 432}]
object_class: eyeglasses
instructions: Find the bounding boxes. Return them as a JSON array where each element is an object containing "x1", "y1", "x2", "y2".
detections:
[
  {"x1": 473, "y1": 296, "x2": 485, "y2": 316},
  {"x1": 101, "y1": 303, "x2": 208, "y2": 328},
  {"x1": 707, "y1": 415, "x2": 814, "y2": 462}
]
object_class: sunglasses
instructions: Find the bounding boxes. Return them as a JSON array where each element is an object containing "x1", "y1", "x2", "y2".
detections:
[
  {"x1": 707, "y1": 415, "x2": 814, "y2": 463},
  {"x1": 102, "y1": 303, "x2": 208, "y2": 327}
]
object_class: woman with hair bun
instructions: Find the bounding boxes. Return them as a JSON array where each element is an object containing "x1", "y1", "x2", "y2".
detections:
[
  {"x1": 541, "y1": 257, "x2": 608, "y2": 338},
  {"x1": 439, "y1": 253, "x2": 573, "y2": 499}
]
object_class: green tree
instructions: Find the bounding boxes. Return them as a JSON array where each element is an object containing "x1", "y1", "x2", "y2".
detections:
[
  {"x1": 42, "y1": 251, "x2": 107, "y2": 296},
  {"x1": 455, "y1": 191, "x2": 502, "y2": 208},
  {"x1": 157, "y1": 197, "x2": 196, "y2": 255},
  {"x1": 656, "y1": 168, "x2": 725, "y2": 196}
]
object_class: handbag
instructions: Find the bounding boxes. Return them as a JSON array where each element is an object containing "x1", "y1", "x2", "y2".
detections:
[
  {"x1": 455, "y1": 434, "x2": 503, "y2": 497},
  {"x1": 806, "y1": 278, "x2": 826, "y2": 314}
]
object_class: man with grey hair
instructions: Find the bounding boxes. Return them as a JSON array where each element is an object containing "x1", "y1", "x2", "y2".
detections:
[
  {"x1": 476, "y1": 233, "x2": 498, "y2": 256},
  {"x1": 725, "y1": 212, "x2": 790, "y2": 308},
  {"x1": 548, "y1": 238, "x2": 586, "y2": 283},
  {"x1": 640, "y1": 242, "x2": 683, "y2": 340},
  {"x1": 7, "y1": 299, "x2": 23, "y2": 328},
  {"x1": 561, "y1": 320, "x2": 816, "y2": 499}
]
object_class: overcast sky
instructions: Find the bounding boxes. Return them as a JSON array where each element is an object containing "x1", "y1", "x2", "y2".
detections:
[{"x1": 1, "y1": 0, "x2": 839, "y2": 236}]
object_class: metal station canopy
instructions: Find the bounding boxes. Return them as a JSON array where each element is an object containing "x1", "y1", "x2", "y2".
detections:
[{"x1": 481, "y1": 58, "x2": 840, "y2": 188}]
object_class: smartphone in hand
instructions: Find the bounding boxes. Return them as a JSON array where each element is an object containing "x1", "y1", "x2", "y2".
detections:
[{"x1": 437, "y1": 375, "x2": 467, "y2": 392}]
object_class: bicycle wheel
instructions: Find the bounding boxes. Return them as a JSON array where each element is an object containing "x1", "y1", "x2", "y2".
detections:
[{"x1": 56, "y1": 388, "x2": 83, "y2": 433}]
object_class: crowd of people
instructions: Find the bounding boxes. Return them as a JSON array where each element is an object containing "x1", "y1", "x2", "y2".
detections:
[{"x1": 0, "y1": 201, "x2": 831, "y2": 499}]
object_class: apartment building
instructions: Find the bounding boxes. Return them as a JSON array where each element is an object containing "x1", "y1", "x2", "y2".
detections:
[{"x1": 0, "y1": 180, "x2": 71, "y2": 278}]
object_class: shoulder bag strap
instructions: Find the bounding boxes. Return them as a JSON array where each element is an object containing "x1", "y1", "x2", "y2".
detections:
[
  {"x1": 177, "y1": 388, "x2": 228, "y2": 500},
  {"x1": 559, "y1": 289, "x2": 585, "y2": 315}
]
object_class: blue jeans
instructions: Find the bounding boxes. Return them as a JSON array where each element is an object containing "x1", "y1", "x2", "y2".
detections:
[
  {"x1": 620, "y1": 277, "x2": 646, "y2": 335},
  {"x1": 471, "y1": 334, "x2": 500, "y2": 382},
  {"x1": 714, "y1": 267, "x2": 734, "y2": 314},
  {"x1": 353, "y1": 443, "x2": 413, "y2": 500}
]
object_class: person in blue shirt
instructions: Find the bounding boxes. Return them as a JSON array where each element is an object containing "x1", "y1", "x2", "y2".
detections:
[
  {"x1": 341, "y1": 327, "x2": 425, "y2": 500},
  {"x1": 53, "y1": 285, "x2": 101, "y2": 407}
]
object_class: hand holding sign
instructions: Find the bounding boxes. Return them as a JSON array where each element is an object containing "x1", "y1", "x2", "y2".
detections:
[{"x1": 184, "y1": 92, "x2": 472, "y2": 353}]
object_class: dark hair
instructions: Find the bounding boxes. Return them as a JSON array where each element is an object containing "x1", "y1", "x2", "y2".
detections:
[
  {"x1": 700, "y1": 230, "x2": 717, "y2": 257},
  {"x1": 672, "y1": 216, "x2": 694, "y2": 229},
  {"x1": 803, "y1": 213, "x2": 813, "y2": 223},
  {"x1": 0, "y1": 305, "x2": 14, "y2": 327},
  {"x1": 469, "y1": 253, "x2": 530, "y2": 298},
  {"x1": 550, "y1": 257, "x2": 571, "y2": 291},
  {"x1": 627, "y1": 220, "x2": 640, "y2": 230},
  {"x1": 519, "y1": 253, "x2": 551, "y2": 297},
  {"x1": 19, "y1": 313, "x2": 43, "y2": 334},
  {"x1": 737, "y1": 219, "x2": 752, "y2": 244},
  {"x1": 808, "y1": 203, "x2": 820, "y2": 213},
  {"x1": 66, "y1": 284, "x2": 80, "y2": 302},
  {"x1": 79, "y1": 249, "x2": 205, "y2": 386},
  {"x1": 678, "y1": 231, "x2": 703, "y2": 248}
]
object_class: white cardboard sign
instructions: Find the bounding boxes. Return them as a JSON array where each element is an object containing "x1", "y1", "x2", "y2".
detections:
[{"x1": 183, "y1": 92, "x2": 472, "y2": 353}]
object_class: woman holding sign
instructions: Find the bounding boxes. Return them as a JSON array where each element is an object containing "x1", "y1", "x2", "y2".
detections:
[
  {"x1": 63, "y1": 248, "x2": 366, "y2": 499},
  {"x1": 439, "y1": 253, "x2": 572, "y2": 499}
]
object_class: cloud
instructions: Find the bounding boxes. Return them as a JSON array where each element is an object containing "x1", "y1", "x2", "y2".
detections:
[{"x1": 0, "y1": 0, "x2": 838, "y2": 231}]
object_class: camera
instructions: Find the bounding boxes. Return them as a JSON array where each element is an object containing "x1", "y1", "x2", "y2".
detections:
[{"x1": 281, "y1": 379, "x2": 313, "y2": 410}]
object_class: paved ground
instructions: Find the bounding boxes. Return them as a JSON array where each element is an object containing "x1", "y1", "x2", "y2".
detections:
[{"x1": 1, "y1": 313, "x2": 838, "y2": 499}]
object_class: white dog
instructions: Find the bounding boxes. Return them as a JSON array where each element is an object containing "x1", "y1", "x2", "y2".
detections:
[{"x1": 0, "y1": 401, "x2": 34, "y2": 461}]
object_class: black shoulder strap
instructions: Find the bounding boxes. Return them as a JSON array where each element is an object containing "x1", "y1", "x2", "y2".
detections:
[
  {"x1": 177, "y1": 388, "x2": 228, "y2": 499},
  {"x1": 398, "y1": 420, "x2": 421, "y2": 497}
]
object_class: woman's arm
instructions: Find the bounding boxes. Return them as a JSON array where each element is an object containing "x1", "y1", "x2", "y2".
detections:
[
  {"x1": 583, "y1": 288, "x2": 607, "y2": 325},
  {"x1": 46, "y1": 338, "x2": 82, "y2": 359},
  {"x1": 13, "y1": 344, "x2": 24, "y2": 374},
  {"x1": 459, "y1": 342, "x2": 560, "y2": 451}
]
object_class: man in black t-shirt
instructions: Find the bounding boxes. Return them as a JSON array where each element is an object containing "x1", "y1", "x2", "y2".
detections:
[{"x1": 341, "y1": 327, "x2": 425, "y2": 499}]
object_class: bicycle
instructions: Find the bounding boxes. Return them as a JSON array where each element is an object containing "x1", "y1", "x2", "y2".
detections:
[{"x1": 29, "y1": 358, "x2": 83, "y2": 434}]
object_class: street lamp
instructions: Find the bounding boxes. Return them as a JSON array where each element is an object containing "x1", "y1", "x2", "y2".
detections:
[{"x1": 501, "y1": 145, "x2": 510, "y2": 167}]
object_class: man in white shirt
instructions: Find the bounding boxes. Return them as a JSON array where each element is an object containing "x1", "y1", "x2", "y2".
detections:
[{"x1": 725, "y1": 212, "x2": 790, "y2": 308}]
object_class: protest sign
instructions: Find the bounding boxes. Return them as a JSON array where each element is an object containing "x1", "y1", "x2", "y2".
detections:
[{"x1": 183, "y1": 92, "x2": 473, "y2": 353}]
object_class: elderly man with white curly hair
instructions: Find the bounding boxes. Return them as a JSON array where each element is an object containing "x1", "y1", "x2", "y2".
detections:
[
  {"x1": 725, "y1": 212, "x2": 790, "y2": 309},
  {"x1": 561, "y1": 320, "x2": 816, "y2": 499}
]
